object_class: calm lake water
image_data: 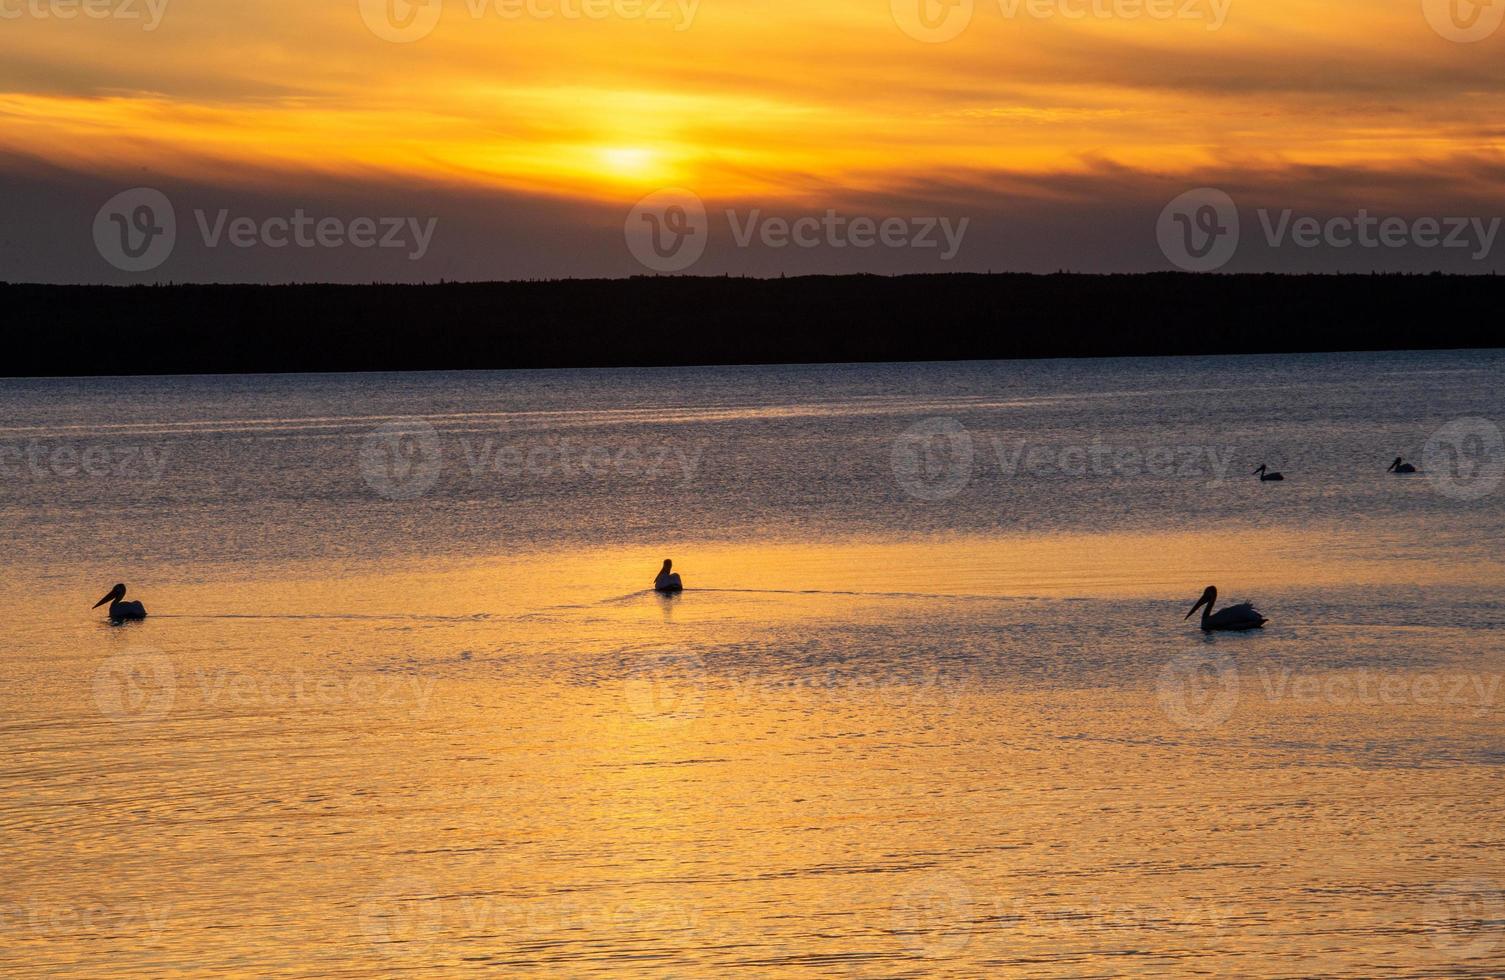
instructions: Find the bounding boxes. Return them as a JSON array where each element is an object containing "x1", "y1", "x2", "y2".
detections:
[{"x1": 2, "y1": 351, "x2": 1504, "y2": 977}]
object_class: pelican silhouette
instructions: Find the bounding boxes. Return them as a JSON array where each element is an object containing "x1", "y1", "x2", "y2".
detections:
[
  {"x1": 654, "y1": 559, "x2": 683, "y2": 594},
  {"x1": 1253, "y1": 464, "x2": 1284, "y2": 481},
  {"x1": 93, "y1": 583, "x2": 147, "y2": 621},
  {"x1": 1184, "y1": 586, "x2": 1266, "y2": 632},
  {"x1": 1387, "y1": 456, "x2": 1417, "y2": 474}
]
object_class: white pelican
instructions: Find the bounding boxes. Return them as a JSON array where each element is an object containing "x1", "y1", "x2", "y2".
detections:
[
  {"x1": 654, "y1": 559, "x2": 684, "y2": 594},
  {"x1": 1253, "y1": 464, "x2": 1284, "y2": 481},
  {"x1": 1387, "y1": 456, "x2": 1418, "y2": 474},
  {"x1": 1184, "y1": 586, "x2": 1266, "y2": 632},
  {"x1": 93, "y1": 583, "x2": 147, "y2": 621}
]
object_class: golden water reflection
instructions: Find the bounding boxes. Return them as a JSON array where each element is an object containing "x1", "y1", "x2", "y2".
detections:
[{"x1": 3, "y1": 525, "x2": 1503, "y2": 975}]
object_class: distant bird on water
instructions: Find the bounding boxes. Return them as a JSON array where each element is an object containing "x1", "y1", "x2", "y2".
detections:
[
  {"x1": 93, "y1": 583, "x2": 147, "y2": 621},
  {"x1": 1184, "y1": 586, "x2": 1266, "y2": 632},
  {"x1": 1253, "y1": 464, "x2": 1284, "y2": 481},
  {"x1": 654, "y1": 559, "x2": 683, "y2": 594},
  {"x1": 1387, "y1": 456, "x2": 1418, "y2": 474}
]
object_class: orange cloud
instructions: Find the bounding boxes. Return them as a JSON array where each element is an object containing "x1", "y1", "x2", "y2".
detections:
[{"x1": 0, "y1": 0, "x2": 1501, "y2": 225}]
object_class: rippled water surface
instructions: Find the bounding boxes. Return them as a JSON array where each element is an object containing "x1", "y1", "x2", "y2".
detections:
[{"x1": 2, "y1": 351, "x2": 1504, "y2": 977}]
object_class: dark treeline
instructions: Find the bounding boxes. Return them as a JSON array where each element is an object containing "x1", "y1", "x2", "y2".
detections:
[{"x1": 3, "y1": 273, "x2": 1499, "y2": 377}]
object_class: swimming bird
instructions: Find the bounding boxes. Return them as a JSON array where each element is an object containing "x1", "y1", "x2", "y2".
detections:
[
  {"x1": 1253, "y1": 464, "x2": 1284, "y2": 481},
  {"x1": 654, "y1": 559, "x2": 683, "y2": 594},
  {"x1": 93, "y1": 583, "x2": 147, "y2": 621},
  {"x1": 1387, "y1": 456, "x2": 1417, "y2": 474},
  {"x1": 1184, "y1": 586, "x2": 1266, "y2": 632}
]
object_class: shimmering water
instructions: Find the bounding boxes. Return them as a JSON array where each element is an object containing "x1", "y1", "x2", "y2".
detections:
[{"x1": 2, "y1": 351, "x2": 1504, "y2": 977}]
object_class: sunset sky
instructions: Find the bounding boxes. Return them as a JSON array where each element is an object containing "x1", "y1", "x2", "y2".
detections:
[{"x1": 1, "y1": 0, "x2": 1502, "y2": 280}]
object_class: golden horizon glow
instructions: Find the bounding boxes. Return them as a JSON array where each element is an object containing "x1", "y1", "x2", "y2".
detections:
[{"x1": 1, "y1": 0, "x2": 1502, "y2": 209}]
